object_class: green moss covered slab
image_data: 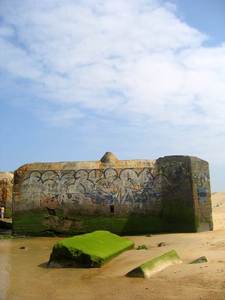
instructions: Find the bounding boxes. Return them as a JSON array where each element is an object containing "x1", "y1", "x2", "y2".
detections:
[
  {"x1": 48, "y1": 230, "x2": 134, "y2": 268},
  {"x1": 126, "y1": 250, "x2": 182, "y2": 279}
]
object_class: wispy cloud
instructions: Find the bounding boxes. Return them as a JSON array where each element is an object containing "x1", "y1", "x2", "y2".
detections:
[
  {"x1": 38, "y1": 106, "x2": 84, "y2": 127},
  {"x1": 0, "y1": 0, "x2": 225, "y2": 167}
]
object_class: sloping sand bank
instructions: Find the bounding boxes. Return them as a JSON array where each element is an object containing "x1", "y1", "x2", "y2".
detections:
[{"x1": 212, "y1": 191, "x2": 225, "y2": 230}]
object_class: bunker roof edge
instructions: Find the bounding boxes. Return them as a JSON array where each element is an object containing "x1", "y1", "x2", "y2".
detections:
[{"x1": 14, "y1": 153, "x2": 207, "y2": 173}]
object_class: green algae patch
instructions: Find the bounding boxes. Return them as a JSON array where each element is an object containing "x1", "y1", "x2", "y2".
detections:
[
  {"x1": 48, "y1": 230, "x2": 134, "y2": 268},
  {"x1": 71, "y1": 215, "x2": 165, "y2": 235},
  {"x1": 190, "y1": 256, "x2": 208, "y2": 264},
  {"x1": 13, "y1": 209, "x2": 48, "y2": 235},
  {"x1": 13, "y1": 209, "x2": 196, "y2": 236},
  {"x1": 126, "y1": 250, "x2": 182, "y2": 279}
]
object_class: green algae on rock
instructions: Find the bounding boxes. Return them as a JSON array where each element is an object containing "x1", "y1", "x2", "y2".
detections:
[
  {"x1": 48, "y1": 230, "x2": 134, "y2": 268},
  {"x1": 126, "y1": 250, "x2": 182, "y2": 279}
]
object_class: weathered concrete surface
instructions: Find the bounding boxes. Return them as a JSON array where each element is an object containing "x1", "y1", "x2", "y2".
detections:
[
  {"x1": 12, "y1": 153, "x2": 213, "y2": 235},
  {"x1": 191, "y1": 157, "x2": 213, "y2": 231},
  {"x1": 0, "y1": 172, "x2": 13, "y2": 218},
  {"x1": 126, "y1": 250, "x2": 182, "y2": 278}
]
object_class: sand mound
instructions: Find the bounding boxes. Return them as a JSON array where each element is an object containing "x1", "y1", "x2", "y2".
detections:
[{"x1": 212, "y1": 192, "x2": 225, "y2": 230}]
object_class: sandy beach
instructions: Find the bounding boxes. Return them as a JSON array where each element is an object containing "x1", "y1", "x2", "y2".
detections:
[{"x1": 1, "y1": 192, "x2": 225, "y2": 300}]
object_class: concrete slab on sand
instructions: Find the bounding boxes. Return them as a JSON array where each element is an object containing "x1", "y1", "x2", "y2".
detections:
[
  {"x1": 48, "y1": 230, "x2": 134, "y2": 268},
  {"x1": 126, "y1": 250, "x2": 182, "y2": 278}
]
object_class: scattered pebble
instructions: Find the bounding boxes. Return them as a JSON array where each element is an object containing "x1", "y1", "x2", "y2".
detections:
[
  {"x1": 136, "y1": 244, "x2": 148, "y2": 250},
  {"x1": 158, "y1": 242, "x2": 166, "y2": 247},
  {"x1": 19, "y1": 246, "x2": 28, "y2": 250}
]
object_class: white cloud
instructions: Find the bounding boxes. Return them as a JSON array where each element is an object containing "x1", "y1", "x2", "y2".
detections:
[
  {"x1": 0, "y1": 37, "x2": 42, "y2": 80},
  {"x1": 0, "y1": 0, "x2": 225, "y2": 165}
]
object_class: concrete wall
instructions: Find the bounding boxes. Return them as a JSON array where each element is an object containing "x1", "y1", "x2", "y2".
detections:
[
  {"x1": 0, "y1": 172, "x2": 14, "y2": 217},
  {"x1": 190, "y1": 157, "x2": 213, "y2": 231},
  {"x1": 12, "y1": 153, "x2": 213, "y2": 235}
]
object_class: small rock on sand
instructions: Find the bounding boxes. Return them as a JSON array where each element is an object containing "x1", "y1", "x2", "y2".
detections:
[
  {"x1": 19, "y1": 246, "x2": 28, "y2": 250},
  {"x1": 190, "y1": 256, "x2": 208, "y2": 264},
  {"x1": 158, "y1": 242, "x2": 167, "y2": 247}
]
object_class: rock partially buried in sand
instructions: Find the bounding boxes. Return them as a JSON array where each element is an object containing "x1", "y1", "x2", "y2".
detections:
[
  {"x1": 126, "y1": 250, "x2": 182, "y2": 279},
  {"x1": 190, "y1": 256, "x2": 208, "y2": 264},
  {"x1": 48, "y1": 230, "x2": 134, "y2": 268},
  {"x1": 158, "y1": 242, "x2": 167, "y2": 247},
  {"x1": 136, "y1": 244, "x2": 148, "y2": 250},
  {"x1": 19, "y1": 246, "x2": 28, "y2": 250}
]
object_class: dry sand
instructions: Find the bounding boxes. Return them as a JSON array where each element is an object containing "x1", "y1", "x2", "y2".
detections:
[{"x1": 1, "y1": 192, "x2": 225, "y2": 300}]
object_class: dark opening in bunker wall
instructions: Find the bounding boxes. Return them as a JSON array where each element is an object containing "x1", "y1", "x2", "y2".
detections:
[{"x1": 110, "y1": 205, "x2": 115, "y2": 214}]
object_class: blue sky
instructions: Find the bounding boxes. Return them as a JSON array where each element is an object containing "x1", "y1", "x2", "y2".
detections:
[
  {"x1": 0, "y1": 0, "x2": 225, "y2": 191},
  {"x1": 172, "y1": 0, "x2": 225, "y2": 46}
]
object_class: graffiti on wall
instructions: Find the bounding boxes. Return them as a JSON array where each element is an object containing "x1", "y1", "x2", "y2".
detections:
[
  {"x1": 193, "y1": 172, "x2": 210, "y2": 186},
  {"x1": 20, "y1": 168, "x2": 166, "y2": 213},
  {"x1": 158, "y1": 160, "x2": 190, "y2": 197},
  {"x1": 193, "y1": 172, "x2": 210, "y2": 203},
  {"x1": 197, "y1": 187, "x2": 208, "y2": 203}
]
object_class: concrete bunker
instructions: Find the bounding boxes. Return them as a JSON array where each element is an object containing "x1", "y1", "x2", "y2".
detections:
[{"x1": 12, "y1": 153, "x2": 213, "y2": 235}]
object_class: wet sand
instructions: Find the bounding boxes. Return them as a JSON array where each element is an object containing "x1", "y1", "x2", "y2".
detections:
[{"x1": 1, "y1": 192, "x2": 225, "y2": 300}]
